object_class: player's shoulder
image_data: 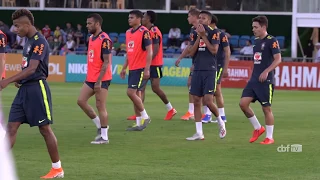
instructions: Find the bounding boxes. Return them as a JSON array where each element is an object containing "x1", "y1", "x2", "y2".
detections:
[
  {"x1": 151, "y1": 26, "x2": 161, "y2": 33},
  {"x1": 139, "y1": 26, "x2": 149, "y2": 32},
  {"x1": 126, "y1": 28, "x2": 132, "y2": 33},
  {"x1": 33, "y1": 33, "x2": 48, "y2": 45},
  {"x1": 266, "y1": 35, "x2": 277, "y2": 41}
]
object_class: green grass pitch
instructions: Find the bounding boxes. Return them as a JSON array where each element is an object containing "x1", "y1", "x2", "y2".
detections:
[{"x1": 1, "y1": 83, "x2": 320, "y2": 180}]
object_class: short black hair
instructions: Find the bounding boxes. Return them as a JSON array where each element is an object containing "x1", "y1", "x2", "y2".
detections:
[
  {"x1": 200, "y1": 10, "x2": 212, "y2": 22},
  {"x1": 146, "y1": 10, "x2": 157, "y2": 24},
  {"x1": 12, "y1": 9, "x2": 34, "y2": 25},
  {"x1": 252, "y1": 15, "x2": 268, "y2": 28},
  {"x1": 87, "y1": 13, "x2": 103, "y2": 25},
  {"x1": 129, "y1": 10, "x2": 143, "y2": 19},
  {"x1": 211, "y1": 14, "x2": 218, "y2": 25},
  {"x1": 188, "y1": 8, "x2": 200, "y2": 17}
]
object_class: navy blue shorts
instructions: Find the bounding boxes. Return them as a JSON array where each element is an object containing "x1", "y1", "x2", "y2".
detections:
[
  {"x1": 190, "y1": 71, "x2": 217, "y2": 97},
  {"x1": 128, "y1": 68, "x2": 147, "y2": 91},
  {"x1": 150, "y1": 66, "x2": 163, "y2": 79},
  {"x1": 8, "y1": 80, "x2": 53, "y2": 127},
  {"x1": 216, "y1": 66, "x2": 224, "y2": 84},
  {"x1": 85, "y1": 80, "x2": 111, "y2": 90},
  {"x1": 241, "y1": 82, "x2": 275, "y2": 107}
]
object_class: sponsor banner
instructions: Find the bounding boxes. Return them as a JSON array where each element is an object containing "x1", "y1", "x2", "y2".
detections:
[
  {"x1": 222, "y1": 61, "x2": 320, "y2": 91},
  {"x1": 66, "y1": 55, "x2": 192, "y2": 86},
  {"x1": 4, "y1": 54, "x2": 65, "y2": 82}
]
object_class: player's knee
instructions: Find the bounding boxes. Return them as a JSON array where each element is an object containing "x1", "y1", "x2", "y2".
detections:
[
  {"x1": 7, "y1": 124, "x2": 18, "y2": 137},
  {"x1": 77, "y1": 99, "x2": 86, "y2": 107},
  {"x1": 151, "y1": 85, "x2": 160, "y2": 93},
  {"x1": 95, "y1": 101, "x2": 105, "y2": 112},
  {"x1": 39, "y1": 125, "x2": 52, "y2": 137},
  {"x1": 262, "y1": 106, "x2": 272, "y2": 114},
  {"x1": 127, "y1": 89, "x2": 135, "y2": 97},
  {"x1": 239, "y1": 100, "x2": 248, "y2": 110}
]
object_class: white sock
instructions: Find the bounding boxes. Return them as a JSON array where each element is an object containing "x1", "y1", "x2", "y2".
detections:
[
  {"x1": 248, "y1": 115, "x2": 261, "y2": 130},
  {"x1": 92, "y1": 116, "x2": 101, "y2": 129},
  {"x1": 205, "y1": 106, "x2": 212, "y2": 115},
  {"x1": 52, "y1": 160, "x2": 61, "y2": 169},
  {"x1": 136, "y1": 116, "x2": 142, "y2": 126},
  {"x1": 216, "y1": 116, "x2": 225, "y2": 127},
  {"x1": 188, "y1": 103, "x2": 194, "y2": 114},
  {"x1": 195, "y1": 122, "x2": 203, "y2": 135},
  {"x1": 218, "y1": 108, "x2": 225, "y2": 117},
  {"x1": 140, "y1": 109, "x2": 149, "y2": 119},
  {"x1": 266, "y1": 125, "x2": 274, "y2": 139},
  {"x1": 165, "y1": 102, "x2": 173, "y2": 111},
  {"x1": 202, "y1": 106, "x2": 207, "y2": 114},
  {"x1": 101, "y1": 127, "x2": 109, "y2": 140}
]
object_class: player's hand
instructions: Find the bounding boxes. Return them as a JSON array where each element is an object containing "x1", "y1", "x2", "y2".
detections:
[
  {"x1": 259, "y1": 70, "x2": 269, "y2": 82},
  {"x1": 222, "y1": 70, "x2": 228, "y2": 78},
  {"x1": 0, "y1": 79, "x2": 9, "y2": 91},
  {"x1": 143, "y1": 69, "x2": 150, "y2": 79},
  {"x1": 120, "y1": 69, "x2": 126, "y2": 79},
  {"x1": 94, "y1": 81, "x2": 101, "y2": 92},
  {"x1": 14, "y1": 82, "x2": 21, "y2": 88},
  {"x1": 196, "y1": 24, "x2": 206, "y2": 37},
  {"x1": 175, "y1": 59, "x2": 181, "y2": 67}
]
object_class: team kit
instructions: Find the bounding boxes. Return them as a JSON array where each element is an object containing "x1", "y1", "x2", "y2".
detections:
[{"x1": 0, "y1": 8, "x2": 281, "y2": 179}]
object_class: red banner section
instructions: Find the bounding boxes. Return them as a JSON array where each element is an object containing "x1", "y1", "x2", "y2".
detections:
[{"x1": 222, "y1": 61, "x2": 320, "y2": 91}]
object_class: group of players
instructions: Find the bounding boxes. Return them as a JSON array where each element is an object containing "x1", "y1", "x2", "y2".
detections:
[{"x1": 0, "y1": 7, "x2": 281, "y2": 179}]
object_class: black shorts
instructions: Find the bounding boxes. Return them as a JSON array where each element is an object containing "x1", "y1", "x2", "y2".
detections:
[
  {"x1": 216, "y1": 66, "x2": 224, "y2": 84},
  {"x1": 241, "y1": 82, "x2": 275, "y2": 107},
  {"x1": 150, "y1": 65, "x2": 163, "y2": 79},
  {"x1": 85, "y1": 80, "x2": 111, "y2": 90},
  {"x1": 128, "y1": 68, "x2": 148, "y2": 91},
  {"x1": 8, "y1": 80, "x2": 53, "y2": 127},
  {"x1": 190, "y1": 71, "x2": 217, "y2": 97}
]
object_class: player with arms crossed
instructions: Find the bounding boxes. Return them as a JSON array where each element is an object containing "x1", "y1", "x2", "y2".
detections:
[
  {"x1": 0, "y1": 30, "x2": 6, "y2": 80},
  {"x1": 202, "y1": 15, "x2": 231, "y2": 123},
  {"x1": 77, "y1": 13, "x2": 112, "y2": 144},
  {"x1": 239, "y1": 16, "x2": 281, "y2": 145},
  {"x1": 175, "y1": 8, "x2": 200, "y2": 121},
  {"x1": 0, "y1": 9, "x2": 64, "y2": 178},
  {"x1": 121, "y1": 10, "x2": 152, "y2": 131},
  {"x1": 186, "y1": 11, "x2": 226, "y2": 140},
  {"x1": 126, "y1": 10, "x2": 177, "y2": 121}
]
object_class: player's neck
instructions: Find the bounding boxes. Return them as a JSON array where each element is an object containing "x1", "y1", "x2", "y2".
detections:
[
  {"x1": 26, "y1": 26, "x2": 37, "y2": 38},
  {"x1": 132, "y1": 24, "x2": 141, "y2": 30},
  {"x1": 93, "y1": 28, "x2": 102, "y2": 37},
  {"x1": 145, "y1": 23, "x2": 153, "y2": 30},
  {"x1": 259, "y1": 32, "x2": 268, "y2": 39}
]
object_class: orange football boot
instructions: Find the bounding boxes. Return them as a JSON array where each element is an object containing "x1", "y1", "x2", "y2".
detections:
[
  {"x1": 260, "y1": 138, "x2": 275, "y2": 145},
  {"x1": 40, "y1": 167, "x2": 64, "y2": 179},
  {"x1": 180, "y1": 112, "x2": 194, "y2": 121},
  {"x1": 249, "y1": 126, "x2": 265, "y2": 143},
  {"x1": 164, "y1": 108, "x2": 177, "y2": 120},
  {"x1": 127, "y1": 115, "x2": 136, "y2": 121}
]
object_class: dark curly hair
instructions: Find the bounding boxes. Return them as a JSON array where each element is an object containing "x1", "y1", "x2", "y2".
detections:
[{"x1": 12, "y1": 9, "x2": 34, "y2": 25}]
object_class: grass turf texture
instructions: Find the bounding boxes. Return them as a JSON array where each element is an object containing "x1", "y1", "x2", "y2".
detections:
[{"x1": 1, "y1": 83, "x2": 319, "y2": 180}]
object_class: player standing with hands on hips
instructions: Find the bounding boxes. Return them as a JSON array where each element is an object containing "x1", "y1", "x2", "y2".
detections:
[
  {"x1": 186, "y1": 11, "x2": 226, "y2": 141},
  {"x1": 121, "y1": 10, "x2": 152, "y2": 131},
  {"x1": 239, "y1": 16, "x2": 281, "y2": 145},
  {"x1": 77, "y1": 13, "x2": 112, "y2": 145}
]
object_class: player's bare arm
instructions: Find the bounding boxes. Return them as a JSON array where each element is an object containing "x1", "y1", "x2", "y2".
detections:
[
  {"x1": 95, "y1": 39, "x2": 112, "y2": 91},
  {"x1": 0, "y1": 34, "x2": 7, "y2": 78},
  {"x1": 175, "y1": 46, "x2": 191, "y2": 67},
  {"x1": 144, "y1": 44, "x2": 153, "y2": 79},
  {"x1": 120, "y1": 56, "x2": 128, "y2": 79},
  {"x1": 197, "y1": 25, "x2": 219, "y2": 54},
  {"x1": 259, "y1": 40, "x2": 282, "y2": 82},
  {"x1": 223, "y1": 46, "x2": 231, "y2": 77},
  {"x1": 151, "y1": 32, "x2": 160, "y2": 60},
  {"x1": 189, "y1": 36, "x2": 200, "y2": 57}
]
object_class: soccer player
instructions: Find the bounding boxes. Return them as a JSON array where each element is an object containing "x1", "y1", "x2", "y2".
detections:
[
  {"x1": 0, "y1": 30, "x2": 6, "y2": 79},
  {"x1": 77, "y1": 13, "x2": 112, "y2": 144},
  {"x1": 239, "y1": 16, "x2": 281, "y2": 145},
  {"x1": 0, "y1": 9, "x2": 64, "y2": 178},
  {"x1": 186, "y1": 11, "x2": 226, "y2": 140},
  {"x1": 175, "y1": 8, "x2": 200, "y2": 121},
  {"x1": 120, "y1": 10, "x2": 152, "y2": 131},
  {"x1": 202, "y1": 15, "x2": 231, "y2": 123},
  {"x1": 126, "y1": 10, "x2": 177, "y2": 121}
]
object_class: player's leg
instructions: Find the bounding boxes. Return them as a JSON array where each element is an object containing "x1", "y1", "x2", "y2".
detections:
[
  {"x1": 77, "y1": 82, "x2": 101, "y2": 139},
  {"x1": 201, "y1": 97, "x2": 212, "y2": 123},
  {"x1": 6, "y1": 87, "x2": 25, "y2": 148},
  {"x1": 256, "y1": 83, "x2": 275, "y2": 145},
  {"x1": 27, "y1": 80, "x2": 63, "y2": 179},
  {"x1": 203, "y1": 71, "x2": 226, "y2": 138},
  {"x1": 126, "y1": 69, "x2": 150, "y2": 131},
  {"x1": 181, "y1": 73, "x2": 194, "y2": 120},
  {"x1": 91, "y1": 81, "x2": 111, "y2": 144},
  {"x1": 150, "y1": 66, "x2": 177, "y2": 120},
  {"x1": 186, "y1": 71, "x2": 204, "y2": 140},
  {"x1": 127, "y1": 81, "x2": 147, "y2": 121},
  {"x1": 239, "y1": 84, "x2": 265, "y2": 143}
]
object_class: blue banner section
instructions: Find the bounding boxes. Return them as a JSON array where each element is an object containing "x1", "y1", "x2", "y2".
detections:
[{"x1": 66, "y1": 55, "x2": 192, "y2": 86}]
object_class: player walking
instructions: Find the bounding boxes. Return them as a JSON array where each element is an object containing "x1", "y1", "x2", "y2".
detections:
[
  {"x1": 0, "y1": 9, "x2": 64, "y2": 178},
  {"x1": 126, "y1": 10, "x2": 177, "y2": 121},
  {"x1": 239, "y1": 16, "x2": 281, "y2": 145},
  {"x1": 186, "y1": 11, "x2": 226, "y2": 140},
  {"x1": 120, "y1": 10, "x2": 152, "y2": 131},
  {"x1": 77, "y1": 13, "x2": 112, "y2": 144}
]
